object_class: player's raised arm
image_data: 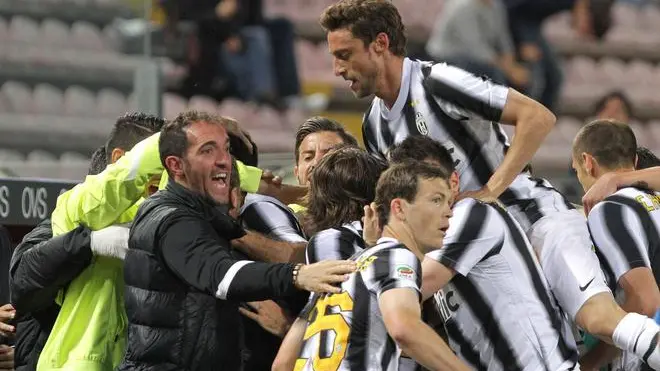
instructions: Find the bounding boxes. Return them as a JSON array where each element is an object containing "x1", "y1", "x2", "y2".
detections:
[
  {"x1": 272, "y1": 317, "x2": 307, "y2": 371},
  {"x1": 424, "y1": 63, "x2": 556, "y2": 198},
  {"x1": 380, "y1": 288, "x2": 470, "y2": 371},
  {"x1": 582, "y1": 166, "x2": 660, "y2": 214}
]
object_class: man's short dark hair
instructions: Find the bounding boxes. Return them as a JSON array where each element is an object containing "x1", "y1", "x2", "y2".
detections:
[
  {"x1": 388, "y1": 136, "x2": 456, "y2": 173},
  {"x1": 159, "y1": 111, "x2": 235, "y2": 175},
  {"x1": 304, "y1": 146, "x2": 388, "y2": 234},
  {"x1": 593, "y1": 90, "x2": 633, "y2": 118},
  {"x1": 294, "y1": 116, "x2": 358, "y2": 162},
  {"x1": 230, "y1": 128, "x2": 258, "y2": 167},
  {"x1": 106, "y1": 112, "x2": 166, "y2": 157},
  {"x1": 88, "y1": 146, "x2": 108, "y2": 175},
  {"x1": 636, "y1": 147, "x2": 660, "y2": 170},
  {"x1": 320, "y1": 0, "x2": 407, "y2": 57},
  {"x1": 375, "y1": 161, "x2": 451, "y2": 228},
  {"x1": 573, "y1": 119, "x2": 637, "y2": 169}
]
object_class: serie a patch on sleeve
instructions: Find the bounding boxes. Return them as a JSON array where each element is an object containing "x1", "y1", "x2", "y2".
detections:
[{"x1": 395, "y1": 265, "x2": 416, "y2": 279}]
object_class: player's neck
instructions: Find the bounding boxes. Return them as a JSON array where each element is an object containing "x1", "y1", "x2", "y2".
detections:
[
  {"x1": 378, "y1": 57, "x2": 405, "y2": 109},
  {"x1": 381, "y1": 223, "x2": 425, "y2": 261}
]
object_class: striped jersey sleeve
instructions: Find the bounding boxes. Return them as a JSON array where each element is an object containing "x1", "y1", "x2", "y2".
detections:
[
  {"x1": 588, "y1": 199, "x2": 651, "y2": 284},
  {"x1": 423, "y1": 62, "x2": 509, "y2": 122},
  {"x1": 427, "y1": 198, "x2": 505, "y2": 276},
  {"x1": 240, "y1": 194, "x2": 306, "y2": 243},
  {"x1": 362, "y1": 243, "x2": 422, "y2": 299}
]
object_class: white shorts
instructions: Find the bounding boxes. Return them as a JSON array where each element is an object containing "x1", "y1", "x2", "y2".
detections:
[
  {"x1": 526, "y1": 209, "x2": 611, "y2": 320},
  {"x1": 504, "y1": 175, "x2": 611, "y2": 320}
]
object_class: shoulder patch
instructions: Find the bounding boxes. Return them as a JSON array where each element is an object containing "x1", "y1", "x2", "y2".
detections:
[{"x1": 395, "y1": 264, "x2": 416, "y2": 279}]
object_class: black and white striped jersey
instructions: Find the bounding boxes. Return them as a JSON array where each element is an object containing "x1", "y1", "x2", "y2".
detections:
[
  {"x1": 428, "y1": 198, "x2": 579, "y2": 370},
  {"x1": 306, "y1": 221, "x2": 365, "y2": 264},
  {"x1": 361, "y1": 58, "x2": 575, "y2": 232},
  {"x1": 363, "y1": 58, "x2": 509, "y2": 193},
  {"x1": 295, "y1": 238, "x2": 422, "y2": 371},
  {"x1": 239, "y1": 194, "x2": 306, "y2": 243},
  {"x1": 587, "y1": 187, "x2": 660, "y2": 295}
]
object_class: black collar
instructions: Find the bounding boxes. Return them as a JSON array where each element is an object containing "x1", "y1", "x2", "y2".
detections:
[{"x1": 164, "y1": 180, "x2": 245, "y2": 239}]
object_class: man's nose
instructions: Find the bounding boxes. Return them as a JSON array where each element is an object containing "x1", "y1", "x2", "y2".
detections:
[
  {"x1": 215, "y1": 150, "x2": 231, "y2": 167},
  {"x1": 333, "y1": 59, "x2": 345, "y2": 77}
]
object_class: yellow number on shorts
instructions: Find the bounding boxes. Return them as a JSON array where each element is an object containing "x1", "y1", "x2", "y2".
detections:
[{"x1": 295, "y1": 291, "x2": 354, "y2": 371}]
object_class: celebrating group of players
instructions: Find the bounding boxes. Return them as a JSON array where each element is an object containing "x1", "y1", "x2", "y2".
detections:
[
  {"x1": 10, "y1": 1, "x2": 660, "y2": 370},
  {"x1": 260, "y1": 0, "x2": 660, "y2": 370}
]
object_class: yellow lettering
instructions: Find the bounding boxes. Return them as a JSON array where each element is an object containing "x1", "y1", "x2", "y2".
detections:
[
  {"x1": 295, "y1": 291, "x2": 354, "y2": 371},
  {"x1": 635, "y1": 195, "x2": 656, "y2": 212},
  {"x1": 356, "y1": 255, "x2": 377, "y2": 272}
]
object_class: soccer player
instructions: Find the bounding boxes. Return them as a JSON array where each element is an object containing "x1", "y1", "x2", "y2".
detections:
[
  {"x1": 290, "y1": 116, "x2": 359, "y2": 215},
  {"x1": 303, "y1": 145, "x2": 386, "y2": 264},
  {"x1": 319, "y1": 0, "x2": 660, "y2": 366},
  {"x1": 273, "y1": 162, "x2": 470, "y2": 371},
  {"x1": 389, "y1": 136, "x2": 579, "y2": 370},
  {"x1": 572, "y1": 120, "x2": 660, "y2": 370}
]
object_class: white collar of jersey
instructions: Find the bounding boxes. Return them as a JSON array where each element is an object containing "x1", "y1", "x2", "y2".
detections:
[
  {"x1": 376, "y1": 237, "x2": 399, "y2": 245},
  {"x1": 380, "y1": 57, "x2": 413, "y2": 121}
]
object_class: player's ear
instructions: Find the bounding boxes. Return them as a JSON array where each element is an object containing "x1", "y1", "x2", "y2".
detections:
[
  {"x1": 293, "y1": 165, "x2": 299, "y2": 179},
  {"x1": 582, "y1": 153, "x2": 596, "y2": 177},
  {"x1": 165, "y1": 156, "x2": 184, "y2": 178},
  {"x1": 390, "y1": 198, "x2": 406, "y2": 222},
  {"x1": 373, "y1": 32, "x2": 389, "y2": 54},
  {"x1": 110, "y1": 148, "x2": 125, "y2": 164},
  {"x1": 228, "y1": 187, "x2": 242, "y2": 219},
  {"x1": 449, "y1": 172, "x2": 460, "y2": 195}
]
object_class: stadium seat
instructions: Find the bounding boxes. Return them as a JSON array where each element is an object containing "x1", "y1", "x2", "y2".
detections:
[
  {"x1": 248, "y1": 129, "x2": 295, "y2": 153},
  {"x1": 60, "y1": 151, "x2": 90, "y2": 162},
  {"x1": 0, "y1": 90, "x2": 11, "y2": 113},
  {"x1": 218, "y1": 99, "x2": 249, "y2": 123},
  {"x1": 0, "y1": 149, "x2": 24, "y2": 161},
  {"x1": 9, "y1": 16, "x2": 39, "y2": 44},
  {"x1": 646, "y1": 121, "x2": 660, "y2": 146},
  {"x1": 27, "y1": 149, "x2": 57, "y2": 162},
  {"x1": 627, "y1": 60, "x2": 655, "y2": 86},
  {"x1": 642, "y1": 5, "x2": 660, "y2": 32},
  {"x1": 97, "y1": 88, "x2": 127, "y2": 117},
  {"x1": 629, "y1": 121, "x2": 653, "y2": 149},
  {"x1": 1, "y1": 82, "x2": 32, "y2": 113},
  {"x1": 0, "y1": 17, "x2": 8, "y2": 42},
  {"x1": 557, "y1": 117, "x2": 583, "y2": 143},
  {"x1": 162, "y1": 93, "x2": 187, "y2": 120},
  {"x1": 64, "y1": 86, "x2": 96, "y2": 116},
  {"x1": 598, "y1": 58, "x2": 626, "y2": 87},
  {"x1": 611, "y1": 2, "x2": 640, "y2": 29},
  {"x1": 41, "y1": 18, "x2": 69, "y2": 47},
  {"x1": 188, "y1": 95, "x2": 219, "y2": 114},
  {"x1": 69, "y1": 22, "x2": 105, "y2": 50},
  {"x1": 566, "y1": 57, "x2": 599, "y2": 84},
  {"x1": 33, "y1": 84, "x2": 64, "y2": 115}
]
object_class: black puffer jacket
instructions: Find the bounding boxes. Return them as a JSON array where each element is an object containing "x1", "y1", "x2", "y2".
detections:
[
  {"x1": 119, "y1": 181, "x2": 300, "y2": 371},
  {"x1": 9, "y1": 219, "x2": 93, "y2": 371}
]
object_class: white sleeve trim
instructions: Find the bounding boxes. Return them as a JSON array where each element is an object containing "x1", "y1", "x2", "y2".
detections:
[{"x1": 215, "y1": 260, "x2": 253, "y2": 299}]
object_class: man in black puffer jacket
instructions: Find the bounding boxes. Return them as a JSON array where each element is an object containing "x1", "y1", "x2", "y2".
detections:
[
  {"x1": 119, "y1": 111, "x2": 355, "y2": 371},
  {"x1": 10, "y1": 220, "x2": 94, "y2": 371}
]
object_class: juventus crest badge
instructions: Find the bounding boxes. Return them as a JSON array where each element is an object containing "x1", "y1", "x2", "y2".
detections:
[{"x1": 415, "y1": 112, "x2": 429, "y2": 135}]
